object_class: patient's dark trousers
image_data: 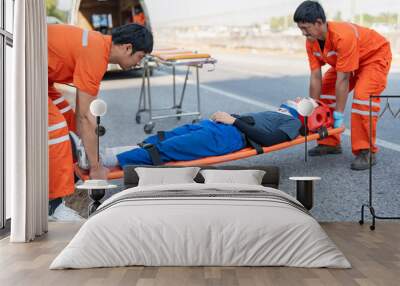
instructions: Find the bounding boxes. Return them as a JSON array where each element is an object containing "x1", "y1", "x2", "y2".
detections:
[{"x1": 116, "y1": 120, "x2": 246, "y2": 166}]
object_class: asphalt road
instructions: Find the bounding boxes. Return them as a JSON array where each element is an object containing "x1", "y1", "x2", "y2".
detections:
[{"x1": 98, "y1": 50, "x2": 400, "y2": 222}]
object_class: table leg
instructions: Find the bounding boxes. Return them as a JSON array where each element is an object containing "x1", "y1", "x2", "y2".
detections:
[
  {"x1": 296, "y1": 181, "x2": 314, "y2": 210},
  {"x1": 88, "y1": 189, "x2": 105, "y2": 216}
]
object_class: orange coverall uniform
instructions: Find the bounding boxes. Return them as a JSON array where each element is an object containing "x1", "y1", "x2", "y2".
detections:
[
  {"x1": 306, "y1": 21, "x2": 391, "y2": 155},
  {"x1": 133, "y1": 12, "x2": 145, "y2": 26},
  {"x1": 47, "y1": 24, "x2": 111, "y2": 199}
]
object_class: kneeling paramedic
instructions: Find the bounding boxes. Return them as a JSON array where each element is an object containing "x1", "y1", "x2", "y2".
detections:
[
  {"x1": 73, "y1": 99, "x2": 306, "y2": 168},
  {"x1": 294, "y1": 1, "x2": 392, "y2": 170},
  {"x1": 47, "y1": 23, "x2": 153, "y2": 215}
]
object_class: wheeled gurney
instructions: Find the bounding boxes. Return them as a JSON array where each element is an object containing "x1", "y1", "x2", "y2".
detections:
[{"x1": 136, "y1": 49, "x2": 217, "y2": 134}]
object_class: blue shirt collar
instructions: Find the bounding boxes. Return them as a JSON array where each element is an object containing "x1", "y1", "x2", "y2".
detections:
[{"x1": 280, "y1": 104, "x2": 299, "y2": 119}]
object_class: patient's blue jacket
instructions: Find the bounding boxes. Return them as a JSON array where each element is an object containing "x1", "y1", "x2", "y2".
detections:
[
  {"x1": 242, "y1": 110, "x2": 302, "y2": 140},
  {"x1": 117, "y1": 111, "x2": 301, "y2": 166}
]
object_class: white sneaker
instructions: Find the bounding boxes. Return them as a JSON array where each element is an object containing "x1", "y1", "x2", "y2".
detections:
[
  {"x1": 69, "y1": 131, "x2": 90, "y2": 170},
  {"x1": 50, "y1": 202, "x2": 84, "y2": 222}
]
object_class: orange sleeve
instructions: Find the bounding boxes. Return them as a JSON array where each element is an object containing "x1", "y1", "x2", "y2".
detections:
[
  {"x1": 335, "y1": 32, "x2": 359, "y2": 72},
  {"x1": 73, "y1": 48, "x2": 108, "y2": 96},
  {"x1": 306, "y1": 41, "x2": 324, "y2": 71}
]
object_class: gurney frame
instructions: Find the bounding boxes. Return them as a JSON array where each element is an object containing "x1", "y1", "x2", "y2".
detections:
[{"x1": 136, "y1": 55, "x2": 217, "y2": 134}]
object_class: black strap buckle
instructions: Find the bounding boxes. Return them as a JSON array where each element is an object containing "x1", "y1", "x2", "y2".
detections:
[
  {"x1": 317, "y1": 127, "x2": 329, "y2": 139},
  {"x1": 142, "y1": 143, "x2": 163, "y2": 165},
  {"x1": 248, "y1": 139, "x2": 264, "y2": 155}
]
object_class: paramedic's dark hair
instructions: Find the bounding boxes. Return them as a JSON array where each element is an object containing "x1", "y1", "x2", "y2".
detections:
[
  {"x1": 293, "y1": 1, "x2": 326, "y2": 24},
  {"x1": 112, "y1": 23, "x2": 153, "y2": 54},
  {"x1": 134, "y1": 4, "x2": 143, "y2": 14}
]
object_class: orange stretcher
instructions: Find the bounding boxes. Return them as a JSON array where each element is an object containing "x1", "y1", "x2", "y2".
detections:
[
  {"x1": 74, "y1": 127, "x2": 345, "y2": 181},
  {"x1": 155, "y1": 53, "x2": 211, "y2": 62},
  {"x1": 151, "y1": 49, "x2": 192, "y2": 57}
]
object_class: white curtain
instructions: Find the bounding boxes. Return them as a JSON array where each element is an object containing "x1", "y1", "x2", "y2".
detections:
[{"x1": 8, "y1": 0, "x2": 48, "y2": 242}]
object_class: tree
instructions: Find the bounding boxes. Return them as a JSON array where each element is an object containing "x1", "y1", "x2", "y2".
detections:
[
  {"x1": 333, "y1": 11, "x2": 342, "y2": 21},
  {"x1": 46, "y1": 0, "x2": 67, "y2": 23}
]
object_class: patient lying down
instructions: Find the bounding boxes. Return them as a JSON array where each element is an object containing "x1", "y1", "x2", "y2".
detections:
[{"x1": 73, "y1": 98, "x2": 306, "y2": 168}]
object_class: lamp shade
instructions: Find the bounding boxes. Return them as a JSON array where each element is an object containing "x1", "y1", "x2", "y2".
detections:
[
  {"x1": 298, "y1": 98, "x2": 316, "y2": 116},
  {"x1": 90, "y1": 99, "x2": 107, "y2": 117}
]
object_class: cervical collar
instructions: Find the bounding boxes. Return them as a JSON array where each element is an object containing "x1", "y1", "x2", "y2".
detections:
[{"x1": 280, "y1": 100, "x2": 300, "y2": 119}]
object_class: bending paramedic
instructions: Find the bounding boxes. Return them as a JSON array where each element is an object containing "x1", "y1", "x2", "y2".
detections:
[
  {"x1": 294, "y1": 1, "x2": 391, "y2": 170},
  {"x1": 47, "y1": 23, "x2": 153, "y2": 213}
]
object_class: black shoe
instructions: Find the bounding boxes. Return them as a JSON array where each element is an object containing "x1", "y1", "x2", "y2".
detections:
[
  {"x1": 351, "y1": 150, "x2": 377, "y2": 171},
  {"x1": 48, "y1": 198, "x2": 62, "y2": 216},
  {"x1": 308, "y1": 144, "x2": 342, "y2": 156}
]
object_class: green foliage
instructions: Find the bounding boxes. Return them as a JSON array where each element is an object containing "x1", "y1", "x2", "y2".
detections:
[
  {"x1": 46, "y1": 0, "x2": 67, "y2": 23},
  {"x1": 354, "y1": 13, "x2": 399, "y2": 27},
  {"x1": 270, "y1": 15, "x2": 295, "y2": 32},
  {"x1": 333, "y1": 11, "x2": 342, "y2": 21}
]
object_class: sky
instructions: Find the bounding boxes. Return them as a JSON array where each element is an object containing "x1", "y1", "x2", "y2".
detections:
[{"x1": 58, "y1": 0, "x2": 400, "y2": 26}]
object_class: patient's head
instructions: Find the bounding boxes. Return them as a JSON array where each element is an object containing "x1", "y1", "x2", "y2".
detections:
[
  {"x1": 285, "y1": 97, "x2": 317, "y2": 112},
  {"x1": 279, "y1": 97, "x2": 318, "y2": 120}
]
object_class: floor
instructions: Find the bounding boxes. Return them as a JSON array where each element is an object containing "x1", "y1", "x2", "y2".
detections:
[{"x1": 0, "y1": 222, "x2": 399, "y2": 286}]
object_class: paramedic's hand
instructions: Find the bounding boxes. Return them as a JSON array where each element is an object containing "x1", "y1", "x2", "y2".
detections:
[
  {"x1": 211, "y1": 111, "x2": 236, "y2": 125},
  {"x1": 89, "y1": 164, "x2": 109, "y2": 180}
]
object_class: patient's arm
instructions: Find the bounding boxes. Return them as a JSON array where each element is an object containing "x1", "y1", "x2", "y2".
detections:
[
  {"x1": 211, "y1": 111, "x2": 236, "y2": 125},
  {"x1": 233, "y1": 119, "x2": 290, "y2": 146}
]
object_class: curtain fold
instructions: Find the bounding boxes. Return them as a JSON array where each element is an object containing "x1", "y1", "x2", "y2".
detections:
[{"x1": 9, "y1": 0, "x2": 48, "y2": 242}]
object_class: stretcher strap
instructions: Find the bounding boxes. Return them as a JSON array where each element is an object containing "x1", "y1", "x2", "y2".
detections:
[
  {"x1": 248, "y1": 139, "x2": 264, "y2": 155},
  {"x1": 317, "y1": 127, "x2": 329, "y2": 139},
  {"x1": 142, "y1": 143, "x2": 162, "y2": 165}
]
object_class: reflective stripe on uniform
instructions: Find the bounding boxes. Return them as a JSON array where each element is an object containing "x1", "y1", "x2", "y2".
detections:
[
  {"x1": 320, "y1": 94, "x2": 336, "y2": 100},
  {"x1": 353, "y1": 99, "x2": 380, "y2": 108},
  {"x1": 313, "y1": 52, "x2": 321, "y2": 57},
  {"x1": 49, "y1": 134, "x2": 70, "y2": 146},
  {"x1": 347, "y1": 23, "x2": 360, "y2": 39},
  {"x1": 352, "y1": 109, "x2": 379, "y2": 117},
  {"x1": 82, "y1": 29, "x2": 89, "y2": 47},
  {"x1": 327, "y1": 103, "x2": 336, "y2": 108},
  {"x1": 48, "y1": 121, "x2": 67, "y2": 132},
  {"x1": 52, "y1": 96, "x2": 66, "y2": 105},
  {"x1": 327, "y1": 51, "x2": 337, "y2": 57},
  {"x1": 60, "y1": 105, "x2": 72, "y2": 114}
]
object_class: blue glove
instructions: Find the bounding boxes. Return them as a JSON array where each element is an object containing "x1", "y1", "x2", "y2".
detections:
[{"x1": 333, "y1": 111, "x2": 344, "y2": 128}]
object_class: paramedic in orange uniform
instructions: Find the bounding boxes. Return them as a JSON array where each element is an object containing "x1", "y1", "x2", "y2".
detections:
[
  {"x1": 47, "y1": 23, "x2": 153, "y2": 214},
  {"x1": 294, "y1": 1, "x2": 391, "y2": 170},
  {"x1": 133, "y1": 4, "x2": 146, "y2": 26}
]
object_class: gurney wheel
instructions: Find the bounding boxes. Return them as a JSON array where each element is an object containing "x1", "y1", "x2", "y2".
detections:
[
  {"x1": 192, "y1": 119, "x2": 199, "y2": 124},
  {"x1": 135, "y1": 114, "x2": 141, "y2": 124},
  {"x1": 144, "y1": 122, "x2": 155, "y2": 134}
]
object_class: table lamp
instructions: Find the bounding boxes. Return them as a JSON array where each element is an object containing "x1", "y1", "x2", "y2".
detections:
[
  {"x1": 89, "y1": 99, "x2": 107, "y2": 163},
  {"x1": 298, "y1": 98, "x2": 316, "y2": 162}
]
